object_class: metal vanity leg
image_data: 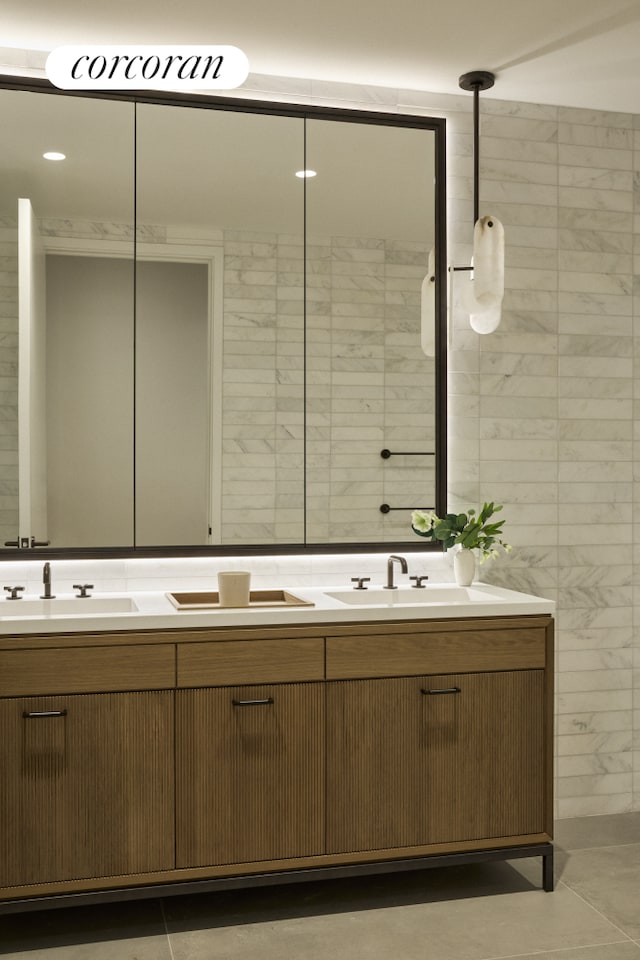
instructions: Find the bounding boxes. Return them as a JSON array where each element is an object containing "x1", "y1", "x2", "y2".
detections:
[{"x1": 542, "y1": 847, "x2": 554, "y2": 891}]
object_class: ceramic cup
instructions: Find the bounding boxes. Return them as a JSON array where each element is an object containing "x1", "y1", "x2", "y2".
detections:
[{"x1": 217, "y1": 570, "x2": 251, "y2": 607}]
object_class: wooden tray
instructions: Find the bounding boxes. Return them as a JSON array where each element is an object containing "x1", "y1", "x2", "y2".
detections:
[{"x1": 166, "y1": 589, "x2": 315, "y2": 610}]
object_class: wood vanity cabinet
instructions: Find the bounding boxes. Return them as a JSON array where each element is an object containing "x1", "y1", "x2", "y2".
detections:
[{"x1": 0, "y1": 615, "x2": 554, "y2": 912}]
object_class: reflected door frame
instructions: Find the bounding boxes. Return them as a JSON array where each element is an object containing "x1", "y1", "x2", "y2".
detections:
[{"x1": 42, "y1": 234, "x2": 224, "y2": 545}]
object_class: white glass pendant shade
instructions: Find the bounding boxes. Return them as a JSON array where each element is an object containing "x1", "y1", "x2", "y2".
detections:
[{"x1": 462, "y1": 215, "x2": 504, "y2": 334}]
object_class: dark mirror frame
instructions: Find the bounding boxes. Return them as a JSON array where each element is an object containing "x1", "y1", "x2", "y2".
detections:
[{"x1": 0, "y1": 75, "x2": 447, "y2": 559}]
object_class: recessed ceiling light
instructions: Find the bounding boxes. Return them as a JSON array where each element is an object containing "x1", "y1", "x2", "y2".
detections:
[
  {"x1": 43, "y1": 151, "x2": 66, "y2": 161},
  {"x1": 295, "y1": 169, "x2": 317, "y2": 178}
]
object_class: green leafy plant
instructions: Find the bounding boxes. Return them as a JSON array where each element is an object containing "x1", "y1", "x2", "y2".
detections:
[{"x1": 411, "y1": 502, "x2": 511, "y2": 561}]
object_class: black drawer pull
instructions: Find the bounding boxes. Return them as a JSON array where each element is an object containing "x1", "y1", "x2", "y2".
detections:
[
  {"x1": 22, "y1": 709, "x2": 68, "y2": 719},
  {"x1": 232, "y1": 698, "x2": 274, "y2": 707},
  {"x1": 421, "y1": 687, "x2": 461, "y2": 696}
]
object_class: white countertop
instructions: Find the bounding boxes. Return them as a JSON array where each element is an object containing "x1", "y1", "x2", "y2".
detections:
[{"x1": 0, "y1": 582, "x2": 555, "y2": 635}]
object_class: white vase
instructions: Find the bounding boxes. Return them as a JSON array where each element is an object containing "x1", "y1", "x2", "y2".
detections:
[{"x1": 453, "y1": 548, "x2": 475, "y2": 586}]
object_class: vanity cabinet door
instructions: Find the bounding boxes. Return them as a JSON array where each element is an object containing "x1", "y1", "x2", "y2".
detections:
[
  {"x1": 0, "y1": 691, "x2": 174, "y2": 888},
  {"x1": 326, "y1": 670, "x2": 546, "y2": 854},
  {"x1": 176, "y1": 683, "x2": 324, "y2": 867}
]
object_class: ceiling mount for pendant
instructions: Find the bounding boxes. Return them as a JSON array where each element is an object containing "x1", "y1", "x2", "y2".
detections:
[{"x1": 458, "y1": 71, "x2": 495, "y2": 93}]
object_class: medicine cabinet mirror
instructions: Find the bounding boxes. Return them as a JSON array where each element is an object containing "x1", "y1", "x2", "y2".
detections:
[{"x1": 0, "y1": 78, "x2": 446, "y2": 558}]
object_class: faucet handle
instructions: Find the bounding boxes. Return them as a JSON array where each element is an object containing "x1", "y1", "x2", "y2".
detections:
[
  {"x1": 409, "y1": 575, "x2": 429, "y2": 588},
  {"x1": 73, "y1": 584, "x2": 94, "y2": 598},
  {"x1": 351, "y1": 577, "x2": 371, "y2": 590},
  {"x1": 4, "y1": 585, "x2": 25, "y2": 600}
]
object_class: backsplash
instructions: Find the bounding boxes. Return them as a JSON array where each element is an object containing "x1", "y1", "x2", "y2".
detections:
[{"x1": 0, "y1": 550, "x2": 452, "y2": 596}]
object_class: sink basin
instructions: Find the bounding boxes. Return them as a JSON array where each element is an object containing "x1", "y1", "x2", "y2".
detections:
[
  {"x1": 324, "y1": 586, "x2": 500, "y2": 606},
  {"x1": 0, "y1": 597, "x2": 138, "y2": 617}
]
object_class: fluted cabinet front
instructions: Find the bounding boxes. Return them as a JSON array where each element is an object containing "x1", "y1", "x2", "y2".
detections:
[
  {"x1": 0, "y1": 691, "x2": 174, "y2": 888},
  {"x1": 326, "y1": 671, "x2": 545, "y2": 854},
  {"x1": 176, "y1": 683, "x2": 324, "y2": 867}
]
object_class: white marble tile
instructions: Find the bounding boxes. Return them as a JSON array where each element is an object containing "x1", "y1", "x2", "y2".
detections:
[
  {"x1": 557, "y1": 794, "x2": 633, "y2": 817},
  {"x1": 556, "y1": 772, "x2": 632, "y2": 797},
  {"x1": 560, "y1": 122, "x2": 633, "y2": 149},
  {"x1": 481, "y1": 116, "x2": 558, "y2": 143},
  {"x1": 559, "y1": 753, "x2": 633, "y2": 777}
]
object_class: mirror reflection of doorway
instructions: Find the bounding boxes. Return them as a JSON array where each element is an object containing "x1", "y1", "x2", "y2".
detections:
[{"x1": 46, "y1": 255, "x2": 209, "y2": 547}]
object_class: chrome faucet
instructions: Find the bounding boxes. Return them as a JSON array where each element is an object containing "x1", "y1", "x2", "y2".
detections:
[
  {"x1": 384, "y1": 554, "x2": 408, "y2": 589},
  {"x1": 41, "y1": 562, "x2": 55, "y2": 599}
]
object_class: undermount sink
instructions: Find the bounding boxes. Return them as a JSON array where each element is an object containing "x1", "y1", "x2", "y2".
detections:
[
  {"x1": 0, "y1": 596, "x2": 138, "y2": 617},
  {"x1": 324, "y1": 585, "x2": 500, "y2": 606}
]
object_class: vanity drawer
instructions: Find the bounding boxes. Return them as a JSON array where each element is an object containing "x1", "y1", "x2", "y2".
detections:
[
  {"x1": 0, "y1": 644, "x2": 176, "y2": 696},
  {"x1": 177, "y1": 637, "x2": 324, "y2": 687},
  {"x1": 326, "y1": 627, "x2": 546, "y2": 679}
]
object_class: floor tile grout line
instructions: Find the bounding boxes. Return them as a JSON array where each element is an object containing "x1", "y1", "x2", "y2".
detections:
[
  {"x1": 476, "y1": 878, "x2": 637, "y2": 960},
  {"x1": 159, "y1": 898, "x2": 176, "y2": 960},
  {"x1": 480, "y1": 936, "x2": 638, "y2": 960},
  {"x1": 558, "y1": 840, "x2": 640, "y2": 854},
  {"x1": 554, "y1": 877, "x2": 637, "y2": 945}
]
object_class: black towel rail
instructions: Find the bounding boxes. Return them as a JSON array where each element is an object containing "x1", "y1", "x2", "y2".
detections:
[
  {"x1": 380, "y1": 449, "x2": 435, "y2": 459},
  {"x1": 380, "y1": 504, "x2": 434, "y2": 514}
]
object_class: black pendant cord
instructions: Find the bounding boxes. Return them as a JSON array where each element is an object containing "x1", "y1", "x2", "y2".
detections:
[
  {"x1": 472, "y1": 83, "x2": 479, "y2": 224},
  {"x1": 458, "y1": 71, "x2": 495, "y2": 226}
]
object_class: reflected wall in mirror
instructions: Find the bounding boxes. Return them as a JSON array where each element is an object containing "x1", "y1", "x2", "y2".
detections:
[
  {"x1": 0, "y1": 88, "x2": 134, "y2": 549},
  {"x1": 305, "y1": 120, "x2": 436, "y2": 543},
  {"x1": 0, "y1": 79, "x2": 446, "y2": 556},
  {"x1": 135, "y1": 105, "x2": 305, "y2": 546}
]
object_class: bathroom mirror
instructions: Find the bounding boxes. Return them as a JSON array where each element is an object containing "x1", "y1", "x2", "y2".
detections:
[{"x1": 0, "y1": 78, "x2": 447, "y2": 557}]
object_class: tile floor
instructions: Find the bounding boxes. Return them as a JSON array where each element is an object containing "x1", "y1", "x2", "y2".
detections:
[{"x1": 1, "y1": 813, "x2": 639, "y2": 959}]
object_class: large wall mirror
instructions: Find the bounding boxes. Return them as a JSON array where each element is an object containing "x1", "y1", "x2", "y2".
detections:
[{"x1": 0, "y1": 78, "x2": 446, "y2": 557}]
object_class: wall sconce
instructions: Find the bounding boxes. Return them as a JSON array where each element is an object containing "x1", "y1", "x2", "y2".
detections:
[{"x1": 454, "y1": 70, "x2": 505, "y2": 336}]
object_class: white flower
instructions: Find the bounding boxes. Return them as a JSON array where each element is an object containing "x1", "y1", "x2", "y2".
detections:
[{"x1": 411, "y1": 510, "x2": 436, "y2": 533}]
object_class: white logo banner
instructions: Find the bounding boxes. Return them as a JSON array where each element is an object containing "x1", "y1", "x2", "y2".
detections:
[{"x1": 46, "y1": 45, "x2": 249, "y2": 90}]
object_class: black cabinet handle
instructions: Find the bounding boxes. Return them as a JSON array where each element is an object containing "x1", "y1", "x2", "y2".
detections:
[
  {"x1": 421, "y1": 687, "x2": 461, "y2": 696},
  {"x1": 231, "y1": 698, "x2": 274, "y2": 707},
  {"x1": 22, "y1": 709, "x2": 68, "y2": 719}
]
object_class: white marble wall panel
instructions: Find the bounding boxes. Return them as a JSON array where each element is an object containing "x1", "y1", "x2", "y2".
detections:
[{"x1": 557, "y1": 108, "x2": 635, "y2": 816}]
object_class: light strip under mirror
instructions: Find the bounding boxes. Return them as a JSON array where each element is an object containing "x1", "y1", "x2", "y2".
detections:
[{"x1": 0, "y1": 76, "x2": 447, "y2": 558}]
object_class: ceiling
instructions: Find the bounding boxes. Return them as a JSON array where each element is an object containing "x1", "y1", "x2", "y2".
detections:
[{"x1": 2, "y1": 0, "x2": 640, "y2": 113}]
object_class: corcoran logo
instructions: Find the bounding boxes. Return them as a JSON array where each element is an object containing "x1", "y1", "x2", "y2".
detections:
[{"x1": 46, "y1": 45, "x2": 249, "y2": 90}]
